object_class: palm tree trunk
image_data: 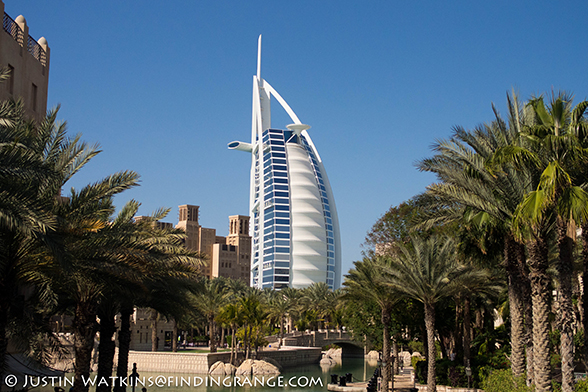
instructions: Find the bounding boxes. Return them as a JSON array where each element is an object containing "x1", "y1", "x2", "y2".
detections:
[
  {"x1": 527, "y1": 236, "x2": 552, "y2": 392},
  {"x1": 248, "y1": 325, "x2": 253, "y2": 359},
  {"x1": 392, "y1": 338, "x2": 399, "y2": 376},
  {"x1": 381, "y1": 308, "x2": 392, "y2": 392},
  {"x1": 0, "y1": 302, "x2": 8, "y2": 386},
  {"x1": 96, "y1": 311, "x2": 117, "y2": 392},
  {"x1": 172, "y1": 320, "x2": 178, "y2": 352},
  {"x1": 220, "y1": 327, "x2": 225, "y2": 350},
  {"x1": 244, "y1": 324, "x2": 250, "y2": 360},
  {"x1": 505, "y1": 234, "x2": 526, "y2": 379},
  {"x1": 255, "y1": 326, "x2": 260, "y2": 358},
  {"x1": 424, "y1": 303, "x2": 437, "y2": 392},
  {"x1": 230, "y1": 327, "x2": 235, "y2": 365},
  {"x1": 279, "y1": 316, "x2": 284, "y2": 349},
  {"x1": 209, "y1": 317, "x2": 217, "y2": 353},
  {"x1": 151, "y1": 310, "x2": 158, "y2": 352},
  {"x1": 421, "y1": 325, "x2": 428, "y2": 363},
  {"x1": 0, "y1": 253, "x2": 17, "y2": 385},
  {"x1": 463, "y1": 294, "x2": 471, "y2": 368},
  {"x1": 114, "y1": 306, "x2": 133, "y2": 392},
  {"x1": 557, "y1": 218, "x2": 575, "y2": 392},
  {"x1": 582, "y1": 223, "x2": 588, "y2": 371},
  {"x1": 517, "y1": 240, "x2": 534, "y2": 387},
  {"x1": 438, "y1": 336, "x2": 447, "y2": 360},
  {"x1": 73, "y1": 300, "x2": 98, "y2": 392},
  {"x1": 454, "y1": 296, "x2": 463, "y2": 362}
]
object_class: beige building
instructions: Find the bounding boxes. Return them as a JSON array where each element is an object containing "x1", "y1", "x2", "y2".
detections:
[
  {"x1": 176, "y1": 205, "x2": 219, "y2": 277},
  {"x1": 3, "y1": 1, "x2": 52, "y2": 359},
  {"x1": 125, "y1": 308, "x2": 176, "y2": 351},
  {"x1": 0, "y1": 0, "x2": 50, "y2": 122},
  {"x1": 134, "y1": 215, "x2": 174, "y2": 230},
  {"x1": 124, "y1": 209, "x2": 252, "y2": 351},
  {"x1": 175, "y1": 205, "x2": 251, "y2": 284},
  {"x1": 212, "y1": 215, "x2": 251, "y2": 284}
]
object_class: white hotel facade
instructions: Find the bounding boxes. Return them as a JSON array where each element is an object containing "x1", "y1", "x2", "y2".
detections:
[{"x1": 229, "y1": 37, "x2": 341, "y2": 290}]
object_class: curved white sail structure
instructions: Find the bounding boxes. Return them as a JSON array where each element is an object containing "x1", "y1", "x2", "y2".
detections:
[{"x1": 228, "y1": 36, "x2": 341, "y2": 290}]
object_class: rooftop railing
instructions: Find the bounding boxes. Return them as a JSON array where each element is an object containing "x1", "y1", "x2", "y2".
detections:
[
  {"x1": 2, "y1": 12, "x2": 47, "y2": 67},
  {"x1": 2, "y1": 12, "x2": 22, "y2": 44},
  {"x1": 27, "y1": 34, "x2": 46, "y2": 66}
]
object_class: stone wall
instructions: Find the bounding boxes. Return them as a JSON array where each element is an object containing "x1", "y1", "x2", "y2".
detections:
[{"x1": 119, "y1": 347, "x2": 322, "y2": 374}]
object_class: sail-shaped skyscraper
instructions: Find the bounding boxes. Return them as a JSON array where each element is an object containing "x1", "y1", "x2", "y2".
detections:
[{"x1": 228, "y1": 37, "x2": 341, "y2": 290}]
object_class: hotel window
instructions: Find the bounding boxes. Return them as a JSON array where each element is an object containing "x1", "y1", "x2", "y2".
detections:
[{"x1": 31, "y1": 83, "x2": 38, "y2": 112}]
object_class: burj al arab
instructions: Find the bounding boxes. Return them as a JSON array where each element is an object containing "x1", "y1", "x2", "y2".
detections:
[{"x1": 228, "y1": 36, "x2": 341, "y2": 290}]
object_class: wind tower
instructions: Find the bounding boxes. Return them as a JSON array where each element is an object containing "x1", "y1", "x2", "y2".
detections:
[{"x1": 228, "y1": 36, "x2": 341, "y2": 290}]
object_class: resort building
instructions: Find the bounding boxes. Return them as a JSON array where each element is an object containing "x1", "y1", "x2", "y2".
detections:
[
  {"x1": 228, "y1": 37, "x2": 341, "y2": 290},
  {"x1": 175, "y1": 205, "x2": 251, "y2": 284},
  {"x1": 212, "y1": 215, "x2": 251, "y2": 283},
  {"x1": 0, "y1": 0, "x2": 50, "y2": 122},
  {"x1": 1, "y1": 0, "x2": 53, "y2": 364},
  {"x1": 126, "y1": 210, "x2": 252, "y2": 351}
]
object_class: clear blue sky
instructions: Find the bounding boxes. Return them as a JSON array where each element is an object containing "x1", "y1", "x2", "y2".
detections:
[{"x1": 8, "y1": 1, "x2": 588, "y2": 280}]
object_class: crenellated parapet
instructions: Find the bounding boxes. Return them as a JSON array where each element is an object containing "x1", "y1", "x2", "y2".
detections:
[{"x1": 0, "y1": 0, "x2": 50, "y2": 122}]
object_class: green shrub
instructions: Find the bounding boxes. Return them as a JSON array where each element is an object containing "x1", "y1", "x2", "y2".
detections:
[
  {"x1": 575, "y1": 378, "x2": 588, "y2": 392},
  {"x1": 411, "y1": 355, "x2": 425, "y2": 370},
  {"x1": 414, "y1": 359, "x2": 427, "y2": 384},
  {"x1": 481, "y1": 369, "x2": 532, "y2": 392},
  {"x1": 447, "y1": 365, "x2": 467, "y2": 387},
  {"x1": 408, "y1": 341, "x2": 424, "y2": 354},
  {"x1": 435, "y1": 359, "x2": 453, "y2": 386}
]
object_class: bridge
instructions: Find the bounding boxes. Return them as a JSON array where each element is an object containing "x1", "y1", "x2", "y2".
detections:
[{"x1": 273, "y1": 330, "x2": 364, "y2": 357}]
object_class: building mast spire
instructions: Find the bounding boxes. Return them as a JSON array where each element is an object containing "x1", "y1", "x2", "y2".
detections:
[
  {"x1": 257, "y1": 35, "x2": 262, "y2": 79},
  {"x1": 228, "y1": 37, "x2": 341, "y2": 290}
]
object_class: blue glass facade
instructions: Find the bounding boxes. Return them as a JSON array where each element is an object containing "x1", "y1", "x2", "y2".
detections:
[
  {"x1": 230, "y1": 41, "x2": 340, "y2": 290},
  {"x1": 249, "y1": 128, "x2": 337, "y2": 290}
]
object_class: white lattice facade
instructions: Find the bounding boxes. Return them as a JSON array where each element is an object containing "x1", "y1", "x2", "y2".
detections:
[{"x1": 228, "y1": 37, "x2": 341, "y2": 290}]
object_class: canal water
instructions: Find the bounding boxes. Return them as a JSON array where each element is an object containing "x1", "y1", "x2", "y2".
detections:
[{"x1": 28, "y1": 357, "x2": 378, "y2": 392}]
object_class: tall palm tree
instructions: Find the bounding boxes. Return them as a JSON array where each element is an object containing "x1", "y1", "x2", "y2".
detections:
[
  {"x1": 491, "y1": 93, "x2": 588, "y2": 392},
  {"x1": 382, "y1": 235, "x2": 495, "y2": 392},
  {"x1": 281, "y1": 287, "x2": 302, "y2": 333},
  {"x1": 417, "y1": 93, "x2": 536, "y2": 383},
  {"x1": 95, "y1": 203, "x2": 204, "y2": 392},
  {"x1": 0, "y1": 103, "x2": 99, "y2": 380},
  {"x1": 44, "y1": 171, "x2": 142, "y2": 392},
  {"x1": 195, "y1": 278, "x2": 229, "y2": 353},
  {"x1": 343, "y1": 256, "x2": 398, "y2": 392},
  {"x1": 238, "y1": 291, "x2": 267, "y2": 359},
  {"x1": 266, "y1": 291, "x2": 292, "y2": 349},
  {"x1": 299, "y1": 282, "x2": 336, "y2": 330},
  {"x1": 217, "y1": 303, "x2": 242, "y2": 365}
]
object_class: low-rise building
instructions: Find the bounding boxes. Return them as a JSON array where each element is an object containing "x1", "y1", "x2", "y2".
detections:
[{"x1": 0, "y1": 0, "x2": 50, "y2": 122}]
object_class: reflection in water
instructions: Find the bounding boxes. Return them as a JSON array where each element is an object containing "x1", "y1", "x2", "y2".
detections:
[
  {"x1": 319, "y1": 356, "x2": 342, "y2": 373},
  {"x1": 33, "y1": 358, "x2": 376, "y2": 392}
]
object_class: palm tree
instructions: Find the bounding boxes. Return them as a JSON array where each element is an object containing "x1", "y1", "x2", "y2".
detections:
[
  {"x1": 195, "y1": 278, "x2": 229, "y2": 353},
  {"x1": 299, "y1": 282, "x2": 336, "y2": 330},
  {"x1": 281, "y1": 287, "x2": 302, "y2": 333},
  {"x1": 343, "y1": 256, "x2": 398, "y2": 392},
  {"x1": 0, "y1": 103, "x2": 99, "y2": 380},
  {"x1": 266, "y1": 291, "x2": 292, "y2": 349},
  {"x1": 217, "y1": 303, "x2": 242, "y2": 364},
  {"x1": 381, "y1": 234, "x2": 495, "y2": 392},
  {"x1": 95, "y1": 205, "x2": 204, "y2": 392},
  {"x1": 418, "y1": 93, "x2": 536, "y2": 383},
  {"x1": 490, "y1": 93, "x2": 588, "y2": 392},
  {"x1": 44, "y1": 171, "x2": 142, "y2": 392},
  {"x1": 238, "y1": 291, "x2": 267, "y2": 359}
]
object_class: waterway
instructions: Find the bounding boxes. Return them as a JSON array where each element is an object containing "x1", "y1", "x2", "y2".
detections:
[{"x1": 25, "y1": 357, "x2": 378, "y2": 392}]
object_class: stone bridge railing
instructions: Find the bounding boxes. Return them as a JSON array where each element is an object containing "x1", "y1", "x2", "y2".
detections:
[{"x1": 279, "y1": 330, "x2": 359, "y2": 348}]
